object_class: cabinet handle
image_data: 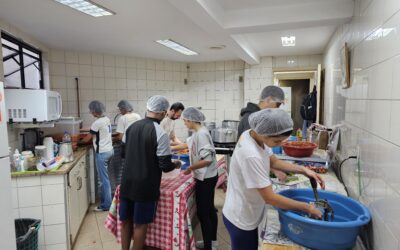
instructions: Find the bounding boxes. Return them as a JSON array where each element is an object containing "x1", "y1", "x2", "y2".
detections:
[{"x1": 77, "y1": 176, "x2": 82, "y2": 191}]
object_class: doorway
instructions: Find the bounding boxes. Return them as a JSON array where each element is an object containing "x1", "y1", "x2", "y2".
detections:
[{"x1": 279, "y1": 79, "x2": 310, "y2": 131}]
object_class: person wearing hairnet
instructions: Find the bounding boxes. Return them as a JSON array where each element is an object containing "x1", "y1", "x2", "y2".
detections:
[
  {"x1": 177, "y1": 107, "x2": 218, "y2": 250},
  {"x1": 238, "y1": 85, "x2": 287, "y2": 182},
  {"x1": 119, "y1": 95, "x2": 181, "y2": 250},
  {"x1": 116, "y1": 100, "x2": 141, "y2": 141},
  {"x1": 80, "y1": 100, "x2": 114, "y2": 212},
  {"x1": 222, "y1": 109, "x2": 325, "y2": 250}
]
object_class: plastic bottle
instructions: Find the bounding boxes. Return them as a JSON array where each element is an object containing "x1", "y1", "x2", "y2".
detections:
[
  {"x1": 19, "y1": 155, "x2": 25, "y2": 172},
  {"x1": 296, "y1": 128, "x2": 303, "y2": 141},
  {"x1": 62, "y1": 131, "x2": 71, "y2": 143},
  {"x1": 13, "y1": 149, "x2": 21, "y2": 172}
]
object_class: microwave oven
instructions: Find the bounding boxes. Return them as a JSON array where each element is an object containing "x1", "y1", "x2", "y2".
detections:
[{"x1": 4, "y1": 89, "x2": 62, "y2": 122}]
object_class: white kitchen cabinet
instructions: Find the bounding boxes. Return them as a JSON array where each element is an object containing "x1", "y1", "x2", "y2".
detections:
[
  {"x1": 12, "y1": 148, "x2": 92, "y2": 250},
  {"x1": 67, "y1": 153, "x2": 89, "y2": 245}
]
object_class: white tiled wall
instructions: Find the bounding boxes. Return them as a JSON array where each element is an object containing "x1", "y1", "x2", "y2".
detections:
[
  {"x1": 47, "y1": 50, "x2": 188, "y2": 139},
  {"x1": 12, "y1": 175, "x2": 67, "y2": 250},
  {"x1": 187, "y1": 61, "x2": 245, "y2": 127},
  {"x1": 324, "y1": 0, "x2": 400, "y2": 248},
  {"x1": 272, "y1": 55, "x2": 323, "y2": 69}
]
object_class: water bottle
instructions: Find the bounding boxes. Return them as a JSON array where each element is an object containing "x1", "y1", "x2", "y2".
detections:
[{"x1": 62, "y1": 131, "x2": 71, "y2": 143}]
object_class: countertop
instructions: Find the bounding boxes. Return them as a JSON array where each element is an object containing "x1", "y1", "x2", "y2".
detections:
[{"x1": 11, "y1": 147, "x2": 88, "y2": 178}]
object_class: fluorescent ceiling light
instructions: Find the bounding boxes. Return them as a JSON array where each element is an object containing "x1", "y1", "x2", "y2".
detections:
[
  {"x1": 54, "y1": 0, "x2": 115, "y2": 17},
  {"x1": 281, "y1": 36, "x2": 296, "y2": 47},
  {"x1": 156, "y1": 39, "x2": 198, "y2": 56}
]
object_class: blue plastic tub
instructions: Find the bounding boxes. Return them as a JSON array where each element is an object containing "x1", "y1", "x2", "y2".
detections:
[
  {"x1": 172, "y1": 154, "x2": 190, "y2": 170},
  {"x1": 272, "y1": 146, "x2": 282, "y2": 154},
  {"x1": 277, "y1": 189, "x2": 371, "y2": 250}
]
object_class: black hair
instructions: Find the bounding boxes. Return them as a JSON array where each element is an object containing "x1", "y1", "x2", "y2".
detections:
[
  {"x1": 270, "y1": 130, "x2": 293, "y2": 138},
  {"x1": 170, "y1": 102, "x2": 185, "y2": 111}
]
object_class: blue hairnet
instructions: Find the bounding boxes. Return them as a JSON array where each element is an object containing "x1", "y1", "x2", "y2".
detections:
[
  {"x1": 182, "y1": 107, "x2": 205, "y2": 122},
  {"x1": 118, "y1": 100, "x2": 133, "y2": 112},
  {"x1": 249, "y1": 108, "x2": 293, "y2": 136},
  {"x1": 88, "y1": 100, "x2": 105, "y2": 114},
  {"x1": 146, "y1": 95, "x2": 169, "y2": 113}
]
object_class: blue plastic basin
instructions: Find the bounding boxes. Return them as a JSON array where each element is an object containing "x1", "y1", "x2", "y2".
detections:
[
  {"x1": 172, "y1": 154, "x2": 190, "y2": 170},
  {"x1": 277, "y1": 189, "x2": 371, "y2": 250}
]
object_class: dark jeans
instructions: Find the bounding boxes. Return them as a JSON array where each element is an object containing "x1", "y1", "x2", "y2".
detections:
[{"x1": 195, "y1": 175, "x2": 218, "y2": 250}]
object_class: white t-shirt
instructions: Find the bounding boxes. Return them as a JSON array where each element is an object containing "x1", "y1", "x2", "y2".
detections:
[
  {"x1": 160, "y1": 116, "x2": 176, "y2": 141},
  {"x1": 222, "y1": 130, "x2": 273, "y2": 230},
  {"x1": 90, "y1": 116, "x2": 113, "y2": 153},
  {"x1": 117, "y1": 113, "x2": 141, "y2": 139}
]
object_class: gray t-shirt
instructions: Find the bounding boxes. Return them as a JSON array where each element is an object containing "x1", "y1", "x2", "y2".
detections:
[{"x1": 187, "y1": 126, "x2": 218, "y2": 181}]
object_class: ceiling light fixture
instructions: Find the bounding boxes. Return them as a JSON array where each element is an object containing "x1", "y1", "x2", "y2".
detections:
[
  {"x1": 156, "y1": 39, "x2": 198, "y2": 56},
  {"x1": 54, "y1": 0, "x2": 115, "y2": 17},
  {"x1": 281, "y1": 36, "x2": 296, "y2": 47}
]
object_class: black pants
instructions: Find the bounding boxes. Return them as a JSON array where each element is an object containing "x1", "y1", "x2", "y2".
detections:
[{"x1": 195, "y1": 175, "x2": 218, "y2": 250}]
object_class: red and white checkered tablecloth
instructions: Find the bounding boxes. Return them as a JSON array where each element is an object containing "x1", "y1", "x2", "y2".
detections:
[
  {"x1": 146, "y1": 173, "x2": 196, "y2": 250},
  {"x1": 105, "y1": 157, "x2": 227, "y2": 250}
]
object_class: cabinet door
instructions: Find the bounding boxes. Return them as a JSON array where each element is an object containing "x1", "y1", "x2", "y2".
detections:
[
  {"x1": 68, "y1": 167, "x2": 80, "y2": 244},
  {"x1": 78, "y1": 161, "x2": 89, "y2": 222}
]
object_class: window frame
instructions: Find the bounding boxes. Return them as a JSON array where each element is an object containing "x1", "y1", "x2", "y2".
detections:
[{"x1": 1, "y1": 32, "x2": 44, "y2": 89}]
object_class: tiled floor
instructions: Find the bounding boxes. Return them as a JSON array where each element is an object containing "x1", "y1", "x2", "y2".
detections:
[{"x1": 73, "y1": 188, "x2": 230, "y2": 250}]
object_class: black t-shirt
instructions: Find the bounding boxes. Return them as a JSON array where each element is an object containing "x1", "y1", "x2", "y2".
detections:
[{"x1": 120, "y1": 117, "x2": 176, "y2": 202}]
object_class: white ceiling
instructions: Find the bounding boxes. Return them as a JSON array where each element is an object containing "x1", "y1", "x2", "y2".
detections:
[{"x1": 0, "y1": 0, "x2": 354, "y2": 64}]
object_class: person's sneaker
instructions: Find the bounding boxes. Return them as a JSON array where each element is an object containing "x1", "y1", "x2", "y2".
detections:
[
  {"x1": 92, "y1": 206, "x2": 108, "y2": 212},
  {"x1": 195, "y1": 240, "x2": 218, "y2": 249}
]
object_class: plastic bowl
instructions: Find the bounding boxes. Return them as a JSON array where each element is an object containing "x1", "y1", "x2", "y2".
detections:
[
  {"x1": 282, "y1": 141, "x2": 318, "y2": 157},
  {"x1": 277, "y1": 189, "x2": 371, "y2": 250}
]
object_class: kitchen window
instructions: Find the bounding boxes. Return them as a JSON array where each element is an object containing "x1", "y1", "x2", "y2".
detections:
[{"x1": 1, "y1": 32, "x2": 44, "y2": 89}]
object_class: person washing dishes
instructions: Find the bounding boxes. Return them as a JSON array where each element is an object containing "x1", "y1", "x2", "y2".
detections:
[
  {"x1": 80, "y1": 101, "x2": 114, "y2": 212},
  {"x1": 223, "y1": 108, "x2": 325, "y2": 250},
  {"x1": 179, "y1": 107, "x2": 218, "y2": 250},
  {"x1": 115, "y1": 100, "x2": 141, "y2": 141},
  {"x1": 119, "y1": 95, "x2": 181, "y2": 250},
  {"x1": 160, "y1": 102, "x2": 185, "y2": 146},
  {"x1": 238, "y1": 85, "x2": 287, "y2": 182}
]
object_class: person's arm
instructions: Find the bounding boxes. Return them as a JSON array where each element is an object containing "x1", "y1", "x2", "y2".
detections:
[
  {"x1": 257, "y1": 185, "x2": 322, "y2": 219},
  {"x1": 80, "y1": 133, "x2": 92, "y2": 144},
  {"x1": 183, "y1": 160, "x2": 211, "y2": 175},
  {"x1": 270, "y1": 155, "x2": 325, "y2": 189},
  {"x1": 116, "y1": 133, "x2": 123, "y2": 141},
  {"x1": 157, "y1": 132, "x2": 181, "y2": 172},
  {"x1": 171, "y1": 143, "x2": 188, "y2": 151}
]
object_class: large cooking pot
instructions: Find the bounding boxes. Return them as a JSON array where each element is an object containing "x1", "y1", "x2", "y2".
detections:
[
  {"x1": 204, "y1": 122, "x2": 216, "y2": 133},
  {"x1": 211, "y1": 128, "x2": 238, "y2": 143},
  {"x1": 222, "y1": 120, "x2": 240, "y2": 130}
]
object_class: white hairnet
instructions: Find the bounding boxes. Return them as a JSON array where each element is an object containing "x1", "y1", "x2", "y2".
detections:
[
  {"x1": 146, "y1": 95, "x2": 170, "y2": 113},
  {"x1": 88, "y1": 100, "x2": 105, "y2": 114},
  {"x1": 249, "y1": 108, "x2": 293, "y2": 136},
  {"x1": 182, "y1": 107, "x2": 205, "y2": 122},
  {"x1": 260, "y1": 85, "x2": 285, "y2": 103},
  {"x1": 118, "y1": 100, "x2": 133, "y2": 112}
]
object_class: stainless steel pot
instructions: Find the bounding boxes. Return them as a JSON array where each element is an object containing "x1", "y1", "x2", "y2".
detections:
[
  {"x1": 211, "y1": 128, "x2": 238, "y2": 143},
  {"x1": 204, "y1": 122, "x2": 216, "y2": 133},
  {"x1": 222, "y1": 120, "x2": 240, "y2": 130}
]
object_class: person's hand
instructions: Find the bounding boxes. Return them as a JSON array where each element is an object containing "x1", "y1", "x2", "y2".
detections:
[
  {"x1": 307, "y1": 203, "x2": 323, "y2": 219},
  {"x1": 273, "y1": 169, "x2": 287, "y2": 182},
  {"x1": 173, "y1": 160, "x2": 182, "y2": 169},
  {"x1": 303, "y1": 167, "x2": 325, "y2": 189},
  {"x1": 183, "y1": 167, "x2": 192, "y2": 175}
]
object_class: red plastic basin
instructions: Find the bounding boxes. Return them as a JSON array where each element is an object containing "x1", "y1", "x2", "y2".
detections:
[{"x1": 282, "y1": 141, "x2": 318, "y2": 157}]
